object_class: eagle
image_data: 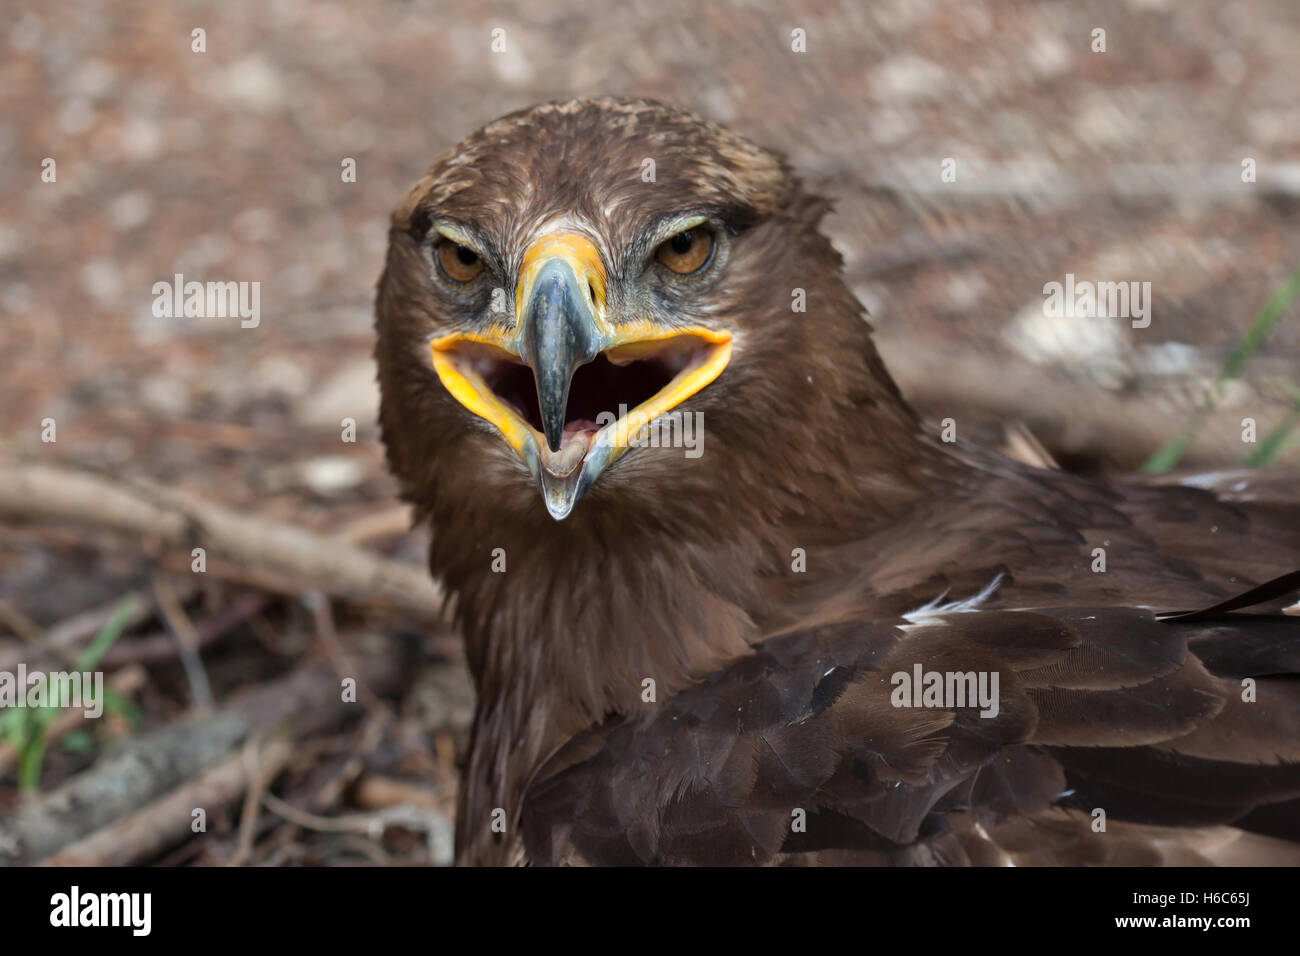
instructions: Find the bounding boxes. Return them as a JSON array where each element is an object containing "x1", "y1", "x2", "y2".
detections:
[{"x1": 374, "y1": 97, "x2": 1300, "y2": 866}]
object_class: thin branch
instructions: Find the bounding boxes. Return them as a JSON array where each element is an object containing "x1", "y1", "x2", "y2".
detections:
[
  {"x1": 0, "y1": 600, "x2": 41, "y2": 643},
  {"x1": 0, "y1": 458, "x2": 442, "y2": 620},
  {"x1": 42, "y1": 737, "x2": 292, "y2": 868},
  {"x1": 152, "y1": 571, "x2": 215, "y2": 712}
]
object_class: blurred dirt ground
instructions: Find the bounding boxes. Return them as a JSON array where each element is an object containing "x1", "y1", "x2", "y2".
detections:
[{"x1": 0, "y1": 0, "x2": 1298, "y2": 864}]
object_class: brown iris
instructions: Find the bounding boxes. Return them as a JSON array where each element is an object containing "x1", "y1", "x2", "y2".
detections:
[
  {"x1": 656, "y1": 228, "x2": 715, "y2": 275},
  {"x1": 437, "y1": 241, "x2": 484, "y2": 283}
]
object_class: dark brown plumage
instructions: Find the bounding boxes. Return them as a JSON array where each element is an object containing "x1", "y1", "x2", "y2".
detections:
[{"x1": 374, "y1": 97, "x2": 1300, "y2": 866}]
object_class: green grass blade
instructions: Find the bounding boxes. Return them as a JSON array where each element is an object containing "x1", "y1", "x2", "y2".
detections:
[
  {"x1": 16, "y1": 594, "x2": 139, "y2": 790},
  {"x1": 1143, "y1": 266, "x2": 1300, "y2": 472},
  {"x1": 1243, "y1": 402, "x2": 1300, "y2": 467},
  {"x1": 1220, "y1": 268, "x2": 1300, "y2": 381},
  {"x1": 74, "y1": 594, "x2": 140, "y2": 672}
]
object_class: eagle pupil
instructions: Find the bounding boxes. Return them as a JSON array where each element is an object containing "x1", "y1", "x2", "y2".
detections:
[
  {"x1": 670, "y1": 232, "x2": 693, "y2": 255},
  {"x1": 456, "y1": 245, "x2": 478, "y2": 266}
]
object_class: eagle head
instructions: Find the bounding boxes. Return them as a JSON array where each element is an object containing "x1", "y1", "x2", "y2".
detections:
[{"x1": 375, "y1": 97, "x2": 906, "y2": 532}]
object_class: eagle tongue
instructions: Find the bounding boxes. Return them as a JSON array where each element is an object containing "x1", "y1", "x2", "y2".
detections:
[{"x1": 538, "y1": 429, "x2": 589, "y2": 477}]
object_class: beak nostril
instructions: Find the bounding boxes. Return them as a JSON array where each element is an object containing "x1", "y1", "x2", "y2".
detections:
[{"x1": 588, "y1": 282, "x2": 597, "y2": 304}]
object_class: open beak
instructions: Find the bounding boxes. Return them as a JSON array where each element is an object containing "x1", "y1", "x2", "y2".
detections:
[{"x1": 430, "y1": 232, "x2": 732, "y2": 519}]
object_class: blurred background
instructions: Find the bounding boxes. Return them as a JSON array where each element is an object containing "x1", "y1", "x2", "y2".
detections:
[{"x1": 1, "y1": 0, "x2": 1297, "y2": 865}]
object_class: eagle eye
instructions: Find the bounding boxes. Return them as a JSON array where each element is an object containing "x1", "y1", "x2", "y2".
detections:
[
  {"x1": 655, "y1": 227, "x2": 716, "y2": 276},
  {"x1": 436, "y1": 240, "x2": 484, "y2": 284}
]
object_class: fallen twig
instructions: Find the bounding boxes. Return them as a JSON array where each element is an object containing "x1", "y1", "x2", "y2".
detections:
[
  {"x1": 152, "y1": 571, "x2": 215, "y2": 712},
  {"x1": 0, "y1": 652, "x2": 408, "y2": 866},
  {"x1": 229, "y1": 737, "x2": 287, "y2": 867},
  {"x1": 353, "y1": 773, "x2": 442, "y2": 812},
  {"x1": 0, "y1": 599, "x2": 41, "y2": 643},
  {"x1": 43, "y1": 736, "x2": 293, "y2": 867},
  {"x1": 261, "y1": 790, "x2": 453, "y2": 866},
  {"x1": 98, "y1": 592, "x2": 269, "y2": 669},
  {"x1": 0, "y1": 458, "x2": 442, "y2": 620},
  {"x1": 879, "y1": 338, "x2": 1300, "y2": 470}
]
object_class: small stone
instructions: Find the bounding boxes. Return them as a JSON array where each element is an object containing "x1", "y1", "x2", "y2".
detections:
[
  {"x1": 109, "y1": 191, "x2": 154, "y2": 231},
  {"x1": 300, "y1": 456, "x2": 366, "y2": 494}
]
